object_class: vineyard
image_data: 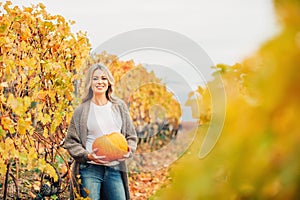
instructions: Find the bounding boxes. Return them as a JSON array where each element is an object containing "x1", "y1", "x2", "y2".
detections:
[
  {"x1": 1, "y1": 0, "x2": 300, "y2": 199},
  {"x1": 0, "y1": 2, "x2": 181, "y2": 199}
]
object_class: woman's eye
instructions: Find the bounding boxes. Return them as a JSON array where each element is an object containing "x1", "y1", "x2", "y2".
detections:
[{"x1": 93, "y1": 77, "x2": 98, "y2": 81}]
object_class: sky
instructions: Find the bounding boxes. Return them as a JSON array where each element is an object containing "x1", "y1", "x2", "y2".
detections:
[
  {"x1": 10, "y1": 0, "x2": 279, "y2": 65},
  {"x1": 7, "y1": 0, "x2": 280, "y2": 121}
]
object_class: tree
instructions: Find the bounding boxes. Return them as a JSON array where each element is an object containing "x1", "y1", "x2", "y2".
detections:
[{"x1": 0, "y1": 1, "x2": 90, "y2": 198}]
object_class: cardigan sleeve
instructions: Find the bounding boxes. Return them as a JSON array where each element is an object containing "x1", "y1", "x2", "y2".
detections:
[
  {"x1": 64, "y1": 110, "x2": 89, "y2": 163},
  {"x1": 120, "y1": 100, "x2": 138, "y2": 153}
]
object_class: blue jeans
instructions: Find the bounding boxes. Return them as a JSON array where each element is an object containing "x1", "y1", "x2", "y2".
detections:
[{"x1": 79, "y1": 164, "x2": 126, "y2": 200}]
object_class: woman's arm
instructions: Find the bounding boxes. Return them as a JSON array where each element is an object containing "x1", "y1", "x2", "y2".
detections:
[
  {"x1": 64, "y1": 116, "x2": 89, "y2": 163},
  {"x1": 121, "y1": 101, "x2": 138, "y2": 154}
]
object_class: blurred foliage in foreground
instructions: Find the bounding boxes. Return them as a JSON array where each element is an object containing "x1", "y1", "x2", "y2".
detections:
[{"x1": 157, "y1": 0, "x2": 300, "y2": 199}]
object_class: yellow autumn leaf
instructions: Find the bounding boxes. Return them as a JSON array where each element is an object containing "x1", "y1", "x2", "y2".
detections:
[
  {"x1": 39, "y1": 113, "x2": 51, "y2": 125},
  {"x1": 7, "y1": 94, "x2": 31, "y2": 116},
  {"x1": 28, "y1": 147, "x2": 37, "y2": 161},
  {"x1": 35, "y1": 90, "x2": 47, "y2": 102},
  {"x1": 66, "y1": 91, "x2": 73, "y2": 101},
  {"x1": 0, "y1": 163, "x2": 7, "y2": 175},
  {"x1": 43, "y1": 128, "x2": 48, "y2": 138},
  {"x1": 17, "y1": 117, "x2": 32, "y2": 135},
  {"x1": 1, "y1": 115, "x2": 15, "y2": 132},
  {"x1": 0, "y1": 126, "x2": 6, "y2": 138},
  {"x1": 44, "y1": 163, "x2": 58, "y2": 182}
]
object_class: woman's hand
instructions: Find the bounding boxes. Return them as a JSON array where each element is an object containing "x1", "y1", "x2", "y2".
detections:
[
  {"x1": 88, "y1": 148, "x2": 132, "y2": 163},
  {"x1": 88, "y1": 148, "x2": 109, "y2": 164},
  {"x1": 117, "y1": 150, "x2": 132, "y2": 162}
]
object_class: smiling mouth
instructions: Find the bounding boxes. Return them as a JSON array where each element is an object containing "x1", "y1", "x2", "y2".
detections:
[{"x1": 96, "y1": 85, "x2": 105, "y2": 89}]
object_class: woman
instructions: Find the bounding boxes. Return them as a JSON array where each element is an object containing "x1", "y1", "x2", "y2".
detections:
[{"x1": 64, "y1": 63, "x2": 137, "y2": 200}]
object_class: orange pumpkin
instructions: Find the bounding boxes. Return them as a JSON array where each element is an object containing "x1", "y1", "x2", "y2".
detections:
[{"x1": 92, "y1": 132, "x2": 129, "y2": 161}]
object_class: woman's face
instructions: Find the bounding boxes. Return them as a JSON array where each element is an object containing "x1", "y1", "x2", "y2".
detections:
[{"x1": 91, "y1": 69, "x2": 109, "y2": 96}]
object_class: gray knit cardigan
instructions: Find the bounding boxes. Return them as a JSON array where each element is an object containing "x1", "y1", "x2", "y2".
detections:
[{"x1": 64, "y1": 98, "x2": 137, "y2": 200}]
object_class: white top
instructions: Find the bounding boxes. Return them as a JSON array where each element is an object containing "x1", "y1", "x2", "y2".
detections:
[{"x1": 86, "y1": 101, "x2": 122, "y2": 153}]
